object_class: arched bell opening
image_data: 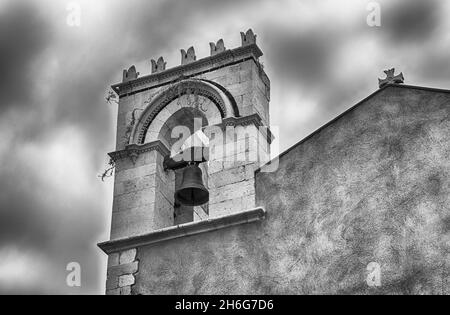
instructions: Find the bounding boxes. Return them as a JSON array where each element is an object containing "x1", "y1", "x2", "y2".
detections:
[
  {"x1": 142, "y1": 94, "x2": 222, "y2": 147},
  {"x1": 157, "y1": 106, "x2": 211, "y2": 225},
  {"x1": 134, "y1": 84, "x2": 228, "y2": 227},
  {"x1": 131, "y1": 79, "x2": 237, "y2": 146}
]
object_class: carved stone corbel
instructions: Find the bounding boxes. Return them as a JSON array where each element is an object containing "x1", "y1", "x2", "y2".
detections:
[{"x1": 128, "y1": 151, "x2": 139, "y2": 165}]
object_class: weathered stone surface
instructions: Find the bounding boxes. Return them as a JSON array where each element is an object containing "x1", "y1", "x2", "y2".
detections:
[
  {"x1": 208, "y1": 165, "x2": 252, "y2": 188},
  {"x1": 121, "y1": 286, "x2": 132, "y2": 295},
  {"x1": 106, "y1": 276, "x2": 118, "y2": 290},
  {"x1": 151, "y1": 57, "x2": 166, "y2": 74},
  {"x1": 115, "y1": 163, "x2": 157, "y2": 182},
  {"x1": 209, "y1": 194, "x2": 255, "y2": 218},
  {"x1": 111, "y1": 206, "x2": 155, "y2": 240},
  {"x1": 114, "y1": 188, "x2": 157, "y2": 212},
  {"x1": 111, "y1": 193, "x2": 175, "y2": 240},
  {"x1": 240, "y1": 29, "x2": 257, "y2": 46},
  {"x1": 181, "y1": 47, "x2": 196, "y2": 65},
  {"x1": 114, "y1": 175, "x2": 157, "y2": 197},
  {"x1": 120, "y1": 249, "x2": 137, "y2": 265},
  {"x1": 210, "y1": 39, "x2": 226, "y2": 56},
  {"x1": 110, "y1": 146, "x2": 175, "y2": 240},
  {"x1": 133, "y1": 86, "x2": 450, "y2": 295},
  {"x1": 119, "y1": 274, "x2": 135, "y2": 287},
  {"x1": 108, "y1": 261, "x2": 139, "y2": 277},
  {"x1": 207, "y1": 160, "x2": 223, "y2": 174},
  {"x1": 209, "y1": 178, "x2": 255, "y2": 204},
  {"x1": 379, "y1": 68, "x2": 404, "y2": 88},
  {"x1": 122, "y1": 65, "x2": 139, "y2": 83},
  {"x1": 106, "y1": 288, "x2": 120, "y2": 295}
]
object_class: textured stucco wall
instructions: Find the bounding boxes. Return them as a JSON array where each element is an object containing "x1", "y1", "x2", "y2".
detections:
[{"x1": 133, "y1": 85, "x2": 450, "y2": 295}]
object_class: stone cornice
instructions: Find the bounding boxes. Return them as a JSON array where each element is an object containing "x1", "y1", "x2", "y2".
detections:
[
  {"x1": 221, "y1": 113, "x2": 264, "y2": 128},
  {"x1": 108, "y1": 140, "x2": 170, "y2": 162},
  {"x1": 112, "y1": 44, "x2": 264, "y2": 97},
  {"x1": 98, "y1": 207, "x2": 266, "y2": 254},
  {"x1": 205, "y1": 114, "x2": 275, "y2": 144}
]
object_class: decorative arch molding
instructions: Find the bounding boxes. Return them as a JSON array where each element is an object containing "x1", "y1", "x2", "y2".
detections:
[
  {"x1": 199, "y1": 79, "x2": 240, "y2": 118},
  {"x1": 132, "y1": 79, "x2": 236, "y2": 145}
]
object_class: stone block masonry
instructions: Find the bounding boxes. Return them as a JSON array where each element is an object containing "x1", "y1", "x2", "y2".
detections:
[
  {"x1": 106, "y1": 248, "x2": 139, "y2": 295},
  {"x1": 110, "y1": 142, "x2": 175, "y2": 240}
]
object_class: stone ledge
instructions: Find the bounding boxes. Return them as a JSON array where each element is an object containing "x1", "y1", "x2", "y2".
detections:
[
  {"x1": 98, "y1": 207, "x2": 266, "y2": 254},
  {"x1": 213, "y1": 114, "x2": 274, "y2": 144},
  {"x1": 108, "y1": 140, "x2": 170, "y2": 162}
]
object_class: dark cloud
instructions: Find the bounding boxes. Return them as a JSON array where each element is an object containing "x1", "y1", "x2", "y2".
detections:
[
  {"x1": 0, "y1": 1, "x2": 110, "y2": 294},
  {"x1": 417, "y1": 54, "x2": 450, "y2": 84},
  {"x1": 0, "y1": 1, "x2": 52, "y2": 111},
  {"x1": 113, "y1": 0, "x2": 259, "y2": 64},
  {"x1": 260, "y1": 22, "x2": 366, "y2": 120},
  {"x1": 382, "y1": 0, "x2": 441, "y2": 44},
  {"x1": 0, "y1": 174, "x2": 52, "y2": 249},
  {"x1": 0, "y1": 138, "x2": 107, "y2": 293},
  {"x1": 265, "y1": 28, "x2": 339, "y2": 89}
]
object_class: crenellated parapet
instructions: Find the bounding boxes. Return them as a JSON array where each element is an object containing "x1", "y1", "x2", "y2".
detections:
[
  {"x1": 115, "y1": 29, "x2": 263, "y2": 96},
  {"x1": 209, "y1": 39, "x2": 226, "y2": 56},
  {"x1": 122, "y1": 65, "x2": 139, "y2": 83},
  {"x1": 151, "y1": 57, "x2": 166, "y2": 74},
  {"x1": 180, "y1": 47, "x2": 196, "y2": 65},
  {"x1": 240, "y1": 29, "x2": 256, "y2": 46}
]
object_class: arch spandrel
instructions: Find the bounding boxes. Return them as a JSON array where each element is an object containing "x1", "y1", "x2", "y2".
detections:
[{"x1": 130, "y1": 79, "x2": 236, "y2": 145}]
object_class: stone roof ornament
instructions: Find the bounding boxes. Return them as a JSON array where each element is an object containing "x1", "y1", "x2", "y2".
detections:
[
  {"x1": 240, "y1": 29, "x2": 256, "y2": 46},
  {"x1": 181, "y1": 47, "x2": 196, "y2": 65},
  {"x1": 378, "y1": 68, "x2": 404, "y2": 88},
  {"x1": 122, "y1": 65, "x2": 139, "y2": 82},
  {"x1": 151, "y1": 57, "x2": 166, "y2": 73},
  {"x1": 209, "y1": 39, "x2": 226, "y2": 56}
]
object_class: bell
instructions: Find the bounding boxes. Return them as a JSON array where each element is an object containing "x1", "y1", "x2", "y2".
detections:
[{"x1": 175, "y1": 164, "x2": 209, "y2": 206}]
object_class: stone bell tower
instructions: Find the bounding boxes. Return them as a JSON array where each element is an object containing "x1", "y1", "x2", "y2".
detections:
[{"x1": 99, "y1": 29, "x2": 272, "y2": 295}]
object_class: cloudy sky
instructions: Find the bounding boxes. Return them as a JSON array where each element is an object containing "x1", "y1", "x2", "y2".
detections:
[{"x1": 0, "y1": 0, "x2": 449, "y2": 294}]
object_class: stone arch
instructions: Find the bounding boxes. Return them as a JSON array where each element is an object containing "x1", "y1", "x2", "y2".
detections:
[
  {"x1": 143, "y1": 94, "x2": 222, "y2": 147},
  {"x1": 131, "y1": 79, "x2": 236, "y2": 145}
]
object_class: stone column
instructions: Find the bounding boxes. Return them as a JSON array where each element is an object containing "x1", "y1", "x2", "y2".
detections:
[
  {"x1": 206, "y1": 115, "x2": 272, "y2": 217},
  {"x1": 109, "y1": 141, "x2": 174, "y2": 240}
]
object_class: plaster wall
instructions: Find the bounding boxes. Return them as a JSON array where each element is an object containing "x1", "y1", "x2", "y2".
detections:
[{"x1": 133, "y1": 86, "x2": 450, "y2": 295}]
